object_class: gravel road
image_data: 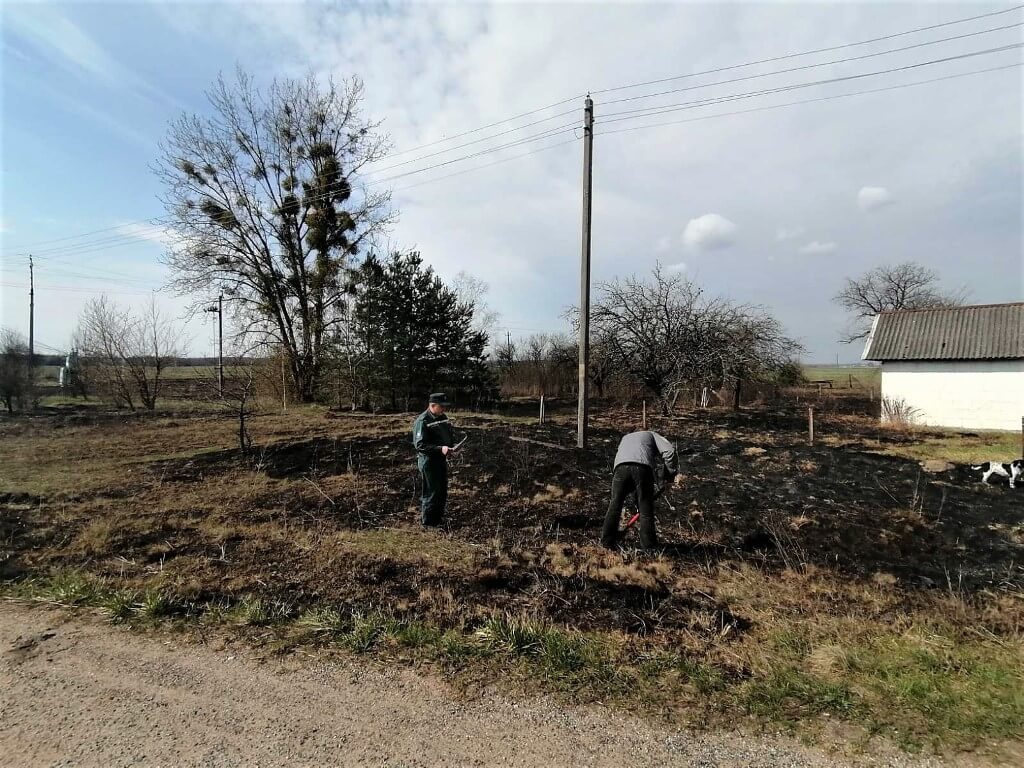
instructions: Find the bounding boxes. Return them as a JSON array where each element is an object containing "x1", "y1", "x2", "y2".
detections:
[{"x1": 0, "y1": 603, "x2": 962, "y2": 767}]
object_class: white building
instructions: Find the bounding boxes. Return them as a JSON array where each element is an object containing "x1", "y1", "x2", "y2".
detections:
[{"x1": 862, "y1": 302, "x2": 1024, "y2": 432}]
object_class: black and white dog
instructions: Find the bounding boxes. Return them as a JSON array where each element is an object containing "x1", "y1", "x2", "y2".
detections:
[{"x1": 971, "y1": 459, "x2": 1024, "y2": 489}]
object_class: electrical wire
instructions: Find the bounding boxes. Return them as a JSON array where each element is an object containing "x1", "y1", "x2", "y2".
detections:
[
  {"x1": 591, "y1": 3, "x2": 1024, "y2": 95},
  {"x1": 0, "y1": 281, "x2": 161, "y2": 296},
  {"x1": 5, "y1": 5, "x2": 1021, "y2": 255},
  {"x1": 1, "y1": 124, "x2": 582, "y2": 260},
  {"x1": 599, "y1": 21, "x2": 1023, "y2": 107},
  {"x1": 391, "y1": 136, "x2": 581, "y2": 193},
  {"x1": 595, "y1": 61, "x2": 1022, "y2": 137},
  {"x1": 598, "y1": 43, "x2": 1023, "y2": 124}
]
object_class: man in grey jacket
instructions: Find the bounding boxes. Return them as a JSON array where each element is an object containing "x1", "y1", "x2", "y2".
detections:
[{"x1": 601, "y1": 430, "x2": 678, "y2": 550}]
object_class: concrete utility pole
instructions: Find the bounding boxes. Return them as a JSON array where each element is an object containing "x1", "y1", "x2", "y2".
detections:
[
  {"x1": 576, "y1": 95, "x2": 594, "y2": 449},
  {"x1": 28, "y1": 255, "x2": 35, "y2": 373},
  {"x1": 204, "y1": 294, "x2": 224, "y2": 397}
]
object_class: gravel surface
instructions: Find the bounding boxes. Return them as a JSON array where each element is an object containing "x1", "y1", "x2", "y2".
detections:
[{"x1": 0, "y1": 603, "x2": 961, "y2": 767}]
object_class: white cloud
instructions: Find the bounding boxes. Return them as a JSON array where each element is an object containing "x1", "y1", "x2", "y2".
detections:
[
  {"x1": 664, "y1": 261, "x2": 687, "y2": 273},
  {"x1": 682, "y1": 213, "x2": 737, "y2": 251},
  {"x1": 797, "y1": 240, "x2": 838, "y2": 256},
  {"x1": 857, "y1": 186, "x2": 895, "y2": 212},
  {"x1": 5, "y1": 2, "x2": 1019, "y2": 360},
  {"x1": 654, "y1": 235, "x2": 672, "y2": 253}
]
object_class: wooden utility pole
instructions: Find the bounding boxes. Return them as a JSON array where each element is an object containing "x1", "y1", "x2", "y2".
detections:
[
  {"x1": 204, "y1": 294, "x2": 224, "y2": 397},
  {"x1": 576, "y1": 95, "x2": 594, "y2": 449},
  {"x1": 28, "y1": 255, "x2": 34, "y2": 373},
  {"x1": 217, "y1": 293, "x2": 224, "y2": 396}
]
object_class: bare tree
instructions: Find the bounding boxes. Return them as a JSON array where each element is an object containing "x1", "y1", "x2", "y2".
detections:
[
  {"x1": 157, "y1": 69, "x2": 394, "y2": 402},
  {"x1": 591, "y1": 265, "x2": 802, "y2": 413},
  {"x1": 0, "y1": 328, "x2": 31, "y2": 414},
  {"x1": 591, "y1": 265, "x2": 704, "y2": 414},
  {"x1": 564, "y1": 309, "x2": 623, "y2": 398},
  {"x1": 835, "y1": 261, "x2": 967, "y2": 342},
  {"x1": 453, "y1": 271, "x2": 500, "y2": 343},
  {"x1": 200, "y1": 360, "x2": 258, "y2": 456},
  {"x1": 714, "y1": 306, "x2": 805, "y2": 409},
  {"x1": 75, "y1": 296, "x2": 182, "y2": 410},
  {"x1": 516, "y1": 333, "x2": 575, "y2": 397}
]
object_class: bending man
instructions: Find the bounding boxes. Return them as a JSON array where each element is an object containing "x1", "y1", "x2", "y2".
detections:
[
  {"x1": 412, "y1": 393, "x2": 457, "y2": 527},
  {"x1": 601, "y1": 430, "x2": 678, "y2": 550}
]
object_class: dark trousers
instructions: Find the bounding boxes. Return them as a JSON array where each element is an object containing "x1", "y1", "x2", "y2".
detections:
[
  {"x1": 418, "y1": 454, "x2": 447, "y2": 526},
  {"x1": 601, "y1": 463, "x2": 658, "y2": 549}
]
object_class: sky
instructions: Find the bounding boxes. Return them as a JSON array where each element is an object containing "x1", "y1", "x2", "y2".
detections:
[{"x1": 1, "y1": 0, "x2": 1022, "y2": 363}]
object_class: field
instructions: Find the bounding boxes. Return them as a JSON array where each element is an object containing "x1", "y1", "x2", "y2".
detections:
[
  {"x1": 2, "y1": 393, "x2": 1022, "y2": 760},
  {"x1": 802, "y1": 365, "x2": 880, "y2": 390}
]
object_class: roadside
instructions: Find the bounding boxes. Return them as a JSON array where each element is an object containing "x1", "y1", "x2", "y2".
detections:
[{"x1": 1, "y1": 602, "x2": 967, "y2": 768}]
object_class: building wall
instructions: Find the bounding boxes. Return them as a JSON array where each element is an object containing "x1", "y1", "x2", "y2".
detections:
[{"x1": 881, "y1": 360, "x2": 1024, "y2": 431}]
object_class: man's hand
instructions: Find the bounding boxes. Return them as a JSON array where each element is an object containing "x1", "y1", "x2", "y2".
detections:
[{"x1": 441, "y1": 446, "x2": 451, "y2": 456}]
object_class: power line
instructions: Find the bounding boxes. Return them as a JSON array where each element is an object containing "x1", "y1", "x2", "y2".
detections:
[
  {"x1": 599, "y1": 21, "x2": 1023, "y2": 107},
  {"x1": 362, "y1": 108, "x2": 577, "y2": 174},
  {"x1": 0, "y1": 281, "x2": 161, "y2": 296},
  {"x1": 2, "y1": 265, "x2": 164, "y2": 288},
  {"x1": 591, "y1": 3, "x2": 1024, "y2": 96},
  {"x1": 599, "y1": 43, "x2": 1023, "y2": 124},
  {"x1": 6, "y1": 3, "x2": 1015, "y2": 256},
  {"x1": 391, "y1": 134, "x2": 585, "y2": 192},
  {"x1": 1, "y1": 125, "x2": 582, "y2": 261},
  {"x1": 595, "y1": 61, "x2": 1022, "y2": 137},
  {"x1": 376, "y1": 95, "x2": 582, "y2": 159},
  {"x1": 363, "y1": 123, "x2": 581, "y2": 184}
]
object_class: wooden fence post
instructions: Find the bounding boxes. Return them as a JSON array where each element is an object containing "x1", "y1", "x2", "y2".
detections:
[
  {"x1": 642, "y1": 399, "x2": 647, "y2": 429},
  {"x1": 539, "y1": 395, "x2": 545, "y2": 425},
  {"x1": 808, "y1": 406, "x2": 815, "y2": 445}
]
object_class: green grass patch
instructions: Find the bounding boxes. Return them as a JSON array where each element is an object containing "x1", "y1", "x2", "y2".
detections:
[
  {"x1": 847, "y1": 633, "x2": 1024, "y2": 749},
  {"x1": 879, "y1": 430, "x2": 1022, "y2": 465},
  {"x1": 745, "y1": 668, "x2": 857, "y2": 720},
  {"x1": 802, "y1": 365, "x2": 879, "y2": 389},
  {"x1": 4, "y1": 573, "x2": 1021, "y2": 753},
  {"x1": 231, "y1": 596, "x2": 295, "y2": 626}
]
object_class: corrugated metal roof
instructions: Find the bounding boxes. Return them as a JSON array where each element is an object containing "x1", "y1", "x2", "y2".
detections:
[{"x1": 862, "y1": 302, "x2": 1024, "y2": 361}]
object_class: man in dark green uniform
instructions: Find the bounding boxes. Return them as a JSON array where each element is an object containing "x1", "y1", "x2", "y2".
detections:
[{"x1": 412, "y1": 393, "x2": 457, "y2": 527}]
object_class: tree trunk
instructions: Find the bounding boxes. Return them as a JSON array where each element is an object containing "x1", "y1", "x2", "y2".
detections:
[{"x1": 733, "y1": 377, "x2": 743, "y2": 411}]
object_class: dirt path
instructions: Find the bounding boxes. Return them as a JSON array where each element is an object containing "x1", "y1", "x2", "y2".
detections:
[{"x1": 1, "y1": 602, "x2": 950, "y2": 768}]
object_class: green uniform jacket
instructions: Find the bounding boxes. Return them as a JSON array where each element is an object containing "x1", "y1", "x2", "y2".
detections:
[{"x1": 412, "y1": 410, "x2": 455, "y2": 456}]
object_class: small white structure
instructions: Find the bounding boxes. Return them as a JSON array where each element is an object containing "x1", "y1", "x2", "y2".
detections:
[{"x1": 862, "y1": 302, "x2": 1024, "y2": 432}]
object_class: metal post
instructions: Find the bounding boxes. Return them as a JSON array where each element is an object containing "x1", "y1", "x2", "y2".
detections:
[
  {"x1": 576, "y1": 95, "x2": 594, "y2": 449},
  {"x1": 642, "y1": 399, "x2": 647, "y2": 429},
  {"x1": 808, "y1": 406, "x2": 815, "y2": 445},
  {"x1": 539, "y1": 395, "x2": 545, "y2": 425},
  {"x1": 1020, "y1": 416, "x2": 1023, "y2": 459},
  {"x1": 281, "y1": 353, "x2": 287, "y2": 413},
  {"x1": 217, "y1": 293, "x2": 224, "y2": 397}
]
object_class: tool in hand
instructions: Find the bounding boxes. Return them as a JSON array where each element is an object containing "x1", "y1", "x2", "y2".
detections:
[{"x1": 620, "y1": 484, "x2": 676, "y2": 534}]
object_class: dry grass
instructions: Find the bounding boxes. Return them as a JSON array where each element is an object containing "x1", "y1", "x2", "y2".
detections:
[{"x1": 3, "y1": 403, "x2": 1023, "y2": 757}]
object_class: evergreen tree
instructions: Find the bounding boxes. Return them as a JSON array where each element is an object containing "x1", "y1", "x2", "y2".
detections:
[{"x1": 352, "y1": 251, "x2": 495, "y2": 411}]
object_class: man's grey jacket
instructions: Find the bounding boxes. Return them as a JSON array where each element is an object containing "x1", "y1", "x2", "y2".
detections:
[{"x1": 613, "y1": 430, "x2": 678, "y2": 480}]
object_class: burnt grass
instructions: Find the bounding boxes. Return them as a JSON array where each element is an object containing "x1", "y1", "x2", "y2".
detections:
[{"x1": 3, "y1": 399, "x2": 1023, "y2": 647}]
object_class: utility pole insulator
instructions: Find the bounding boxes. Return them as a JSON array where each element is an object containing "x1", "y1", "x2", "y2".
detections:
[{"x1": 577, "y1": 96, "x2": 594, "y2": 449}]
